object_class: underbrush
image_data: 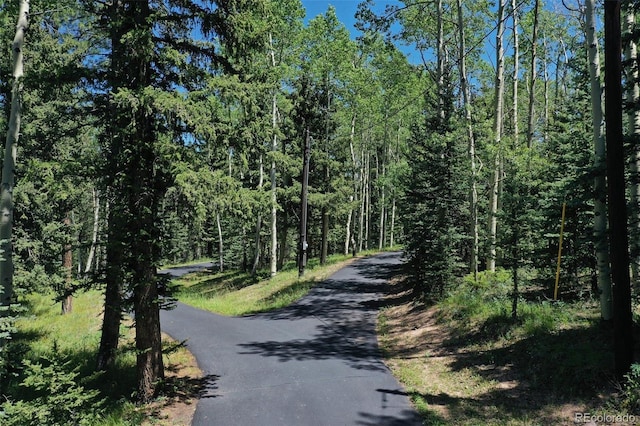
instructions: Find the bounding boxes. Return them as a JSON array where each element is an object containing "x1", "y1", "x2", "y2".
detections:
[
  {"x1": 380, "y1": 269, "x2": 630, "y2": 425},
  {"x1": 0, "y1": 291, "x2": 196, "y2": 425},
  {"x1": 438, "y1": 270, "x2": 612, "y2": 394}
]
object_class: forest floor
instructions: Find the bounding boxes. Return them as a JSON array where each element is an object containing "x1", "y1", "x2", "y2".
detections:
[
  {"x1": 141, "y1": 334, "x2": 201, "y2": 426},
  {"x1": 377, "y1": 276, "x2": 637, "y2": 426}
]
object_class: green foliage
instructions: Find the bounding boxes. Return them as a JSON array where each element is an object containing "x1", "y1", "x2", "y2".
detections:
[
  {"x1": 437, "y1": 273, "x2": 612, "y2": 396},
  {"x1": 618, "y1": 363, "x2": 640, "y2": 413},
  {"x1": 0, "y1": 356, "x2": 104, "y2": 426},
  {"x1": 401, "y1": 121, "x2": 469, "y2": 299}
]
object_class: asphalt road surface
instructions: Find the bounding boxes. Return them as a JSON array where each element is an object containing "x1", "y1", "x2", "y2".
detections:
[{"x1": 160, "y1": 252, "x2": 423, "y2": 426}]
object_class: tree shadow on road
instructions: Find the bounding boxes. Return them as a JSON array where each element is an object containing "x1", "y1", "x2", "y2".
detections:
[{"x1": 238, "y1": 252, "x2": 406, "y2": 372}]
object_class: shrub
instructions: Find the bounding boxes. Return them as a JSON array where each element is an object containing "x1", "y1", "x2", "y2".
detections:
[
  {"x1": 618, "y1": 363, "x2": 640, "y2": 413},
  {"x1": 0, "y1": 356, "x2": 104, "y2": 426}
]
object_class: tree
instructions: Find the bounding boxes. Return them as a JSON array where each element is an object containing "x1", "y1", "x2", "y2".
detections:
[
  {"x1": 0, "y1": 0, "x2": 29, "y2": 345},
  {"x1": 604, "y1": 0, "x2": 634, "y2": 378},
  {"x1": 623, "y1": 3, "x2": 640, "y2": 290},
  {"x1": 584, "y1": 0, "x2": 612, "y2": 320},
  {"x1": 457, "y1": 0, "x2": 479, "y2": 280},
  {"x1": 5, "y1": 25, "x2": 27, "y2": 266},
  {"x1": 489, "y1": 0, "x2": 507, "y2": 272}
]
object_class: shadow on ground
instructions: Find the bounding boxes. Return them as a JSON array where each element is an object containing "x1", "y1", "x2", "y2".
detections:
[
  {"x1": 379, "y1": 276, "x2": 621, "y2": 424},
  {"x1": 238, "y1": 253, "x2": 406, "y2": 372},
  {"x1": 160, "y1": 373, "x2": 220, "y2": 402}
]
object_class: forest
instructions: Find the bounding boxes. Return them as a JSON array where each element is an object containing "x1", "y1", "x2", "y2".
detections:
[{"x1": 1, "y1": 0, "x2": 640, "y2": 423}]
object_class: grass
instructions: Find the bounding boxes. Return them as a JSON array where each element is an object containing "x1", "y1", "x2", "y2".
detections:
[
  {"x1": 378, "y1": 270, "x2": 624, "y2": 426},
  {"x1": 5, "y1": 291, "x2": 201, "y2": 425},
  {"x1": 160, "y1": 257, "x2": 213, "y2": 270},
  {"x1": 175, "y1": 252, "x2": 377, "y2": 316}
]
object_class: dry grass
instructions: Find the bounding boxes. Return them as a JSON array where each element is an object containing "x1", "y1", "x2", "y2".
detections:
[
  {"x1": 142, "y1": 334, "x2": 202, "y2": 425},
  {"x1": 377, "y1": 277, "x2": 621, "y2": 426}
]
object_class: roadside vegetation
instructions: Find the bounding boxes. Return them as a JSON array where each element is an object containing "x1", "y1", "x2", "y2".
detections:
[
  {"x1": 174, "y1": 251, "x2": 380, "y2": 316},
  {"x1": 378, "y1": 271, "x2": 640, "y2": 426},
  {"x1": 1, "y1": 291, "x2": 202, "y2": 425}
]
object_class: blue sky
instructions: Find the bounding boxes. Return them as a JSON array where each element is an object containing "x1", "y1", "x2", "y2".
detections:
[
  {"x1": 301, "y1": 0, "x2": 400, "y2": 38},
  {"x1": 300, "y1": 1, "x2": 418, "y2": 62}
]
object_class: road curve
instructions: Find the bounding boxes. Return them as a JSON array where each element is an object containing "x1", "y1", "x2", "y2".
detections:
[{"x1": 160, "y1": 252, "x2": 422, "y2": 426}]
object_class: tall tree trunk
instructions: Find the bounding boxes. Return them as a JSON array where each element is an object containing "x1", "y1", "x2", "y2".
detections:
[
  {"x1": 364, "y1": 152, "x2": 371, "y2": 251},
  {"x1": 269, "y1": 33, "x2": 278, "y2": 278},
  {"x1": 251, "y1": 154, "x2": 264, "y2": 276},
  {"x1": 585, "y1": 0, "x2": 612, "y2": 320},
  {"x1": 298, "y1": 129, "x2": 311, "y2": 277},
  {"x1": 390, "y1": 197, "x2": 396, "y2": 248},
  {"x1": 511, "y1": 0, "x2": 520, "y2": 146},
  {"x1": 604, "y1": 0, "x2": 634, "y2": 378},
  {"x1": 542, "y1": 36, "x2": 550, "y2": 143},
  {"x1": 96, "y1": 199, "x2": 123, "y2": 372},
  {"x1": 345, "y1": 196, "x2": 353, "y2": 255},
  {"x1": 62, "y1": 214, "x2": 73, "y2": 314},
  {"x1": 358, "y1": 162, "x2": 365, "y2": 253},
  {"x1": 278, "y1": 213, "x2": 288, "y2": 269},
  {"x1": 0, "y1": 0, "x2": 28, "y2": 324},
  {"x1": 378, "y1": 162, "x2": 386, "y2": 251},
  {"x1": 624, "y1": 8, "x2": 640, "y2": 290},
  {"x1": 104, "y1": 0, "x2": 164, "y2": 401},
  {"x1": 436, "y1": 0, "x2": 446, "y2": 127},
  {"x1": 84, "y1": 188, "x2": 100, "y2": 275},
  {"x1": 457, "y1": 0, "x2": 479, "y2": 280},
  {"x1": 345, "y1": 114, "x2": 357, "y2": 255},
  {"x1": 358, "y1": 146, "x2": 365, "y2": 253},
  {"x1": 216, "y1": 210, "x2": 224, "y2": 273},
  {"x1": 321, "y1": 207, "x2": 328, "y2": 264},
  {"x1": 526, "y1": 0, "x2": 540, "y2": 148},
  {"x1": 489, "y1": 0, "x2": 507, "y2": 272},
  {"x1": 278, "y1": 156, "x2": 289, "y2": 270}
]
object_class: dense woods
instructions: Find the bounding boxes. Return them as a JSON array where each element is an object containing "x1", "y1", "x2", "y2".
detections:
[{"x1": 1, "y1": 0, "x2": 640, "y2": 421}]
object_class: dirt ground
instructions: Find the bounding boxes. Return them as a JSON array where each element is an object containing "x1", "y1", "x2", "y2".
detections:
[
  {"x1": 143, "y1": 335, "x2": 202, "y2": 426},
  {"x1": 376, "y1": 278, "x2": 615, "y2": 426}
]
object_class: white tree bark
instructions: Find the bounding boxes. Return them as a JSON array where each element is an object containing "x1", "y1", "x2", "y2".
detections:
[
  {"x1": 543, "y1": 36, "x2": 550, "y2": 143},
  {"x1": 457, "y1": 0, "x2": 479, "y2": 280},
  {"x1": 1, "y1": 0, "x2": 29, "y2": 315},
  {"x1": 489, "y1": 0, "x2": 506, "y2": 272},
  {"x1": 625, "y1": 9, "x2": 640, "y2": 290},
  {"x1": 345, "y1": 114, "x2": 357, "y2": 255},
  {"x1": 526, "y1": 0, "x2": 540, "y2": 148},
  {"x1": 364, "y1": 151, "x2": 371, "y2": 251},
  {"x1": 511, "y1": 0, "x2": 520, "y2": 146},
  {"x1": 216, "y1": 210, "x2": 224, "y2": 272},
  {"x1": 358, "y1": 147, "x2": 365, "y2": 253},
  {"x1": 586, "y1": 0, "x2": 612, "y2": 320},
  {"x1": 378, "y1": 157, "x2": 386, "y2": 251},
  {"x1": 84, "y1": 188, "x2": 101, "y2": 275},
  {"x1": 436, "y1": 0, "x2": 446, "y2": 126},
  {"x1": 269, "y1": 33, "x2": 278, "y2": 277}
]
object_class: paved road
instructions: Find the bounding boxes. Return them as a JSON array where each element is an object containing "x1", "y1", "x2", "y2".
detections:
[{"x1": 160, "y1": 252, "x2": 422, "y2": 426}]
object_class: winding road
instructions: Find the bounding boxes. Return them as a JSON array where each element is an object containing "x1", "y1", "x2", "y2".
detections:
[{"x1": 160, "y1": 252, "x2": 422, "y2": 426}]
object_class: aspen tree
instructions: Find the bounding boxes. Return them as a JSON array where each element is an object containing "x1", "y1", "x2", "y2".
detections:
[{"x1": 0, "y1": 0, "x2": 29, "y2": 326}]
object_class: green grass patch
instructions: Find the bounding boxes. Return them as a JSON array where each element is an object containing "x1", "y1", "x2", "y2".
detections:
[
  {"x1": 160, "y1": 257, "x2": 213, "y2": 270},
  {"x1": 2, "y1": 291, "x2": 198, "y2": 425},
  {"x1": 175, "y1": 252, "x2": 376, "y2": 316}
]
